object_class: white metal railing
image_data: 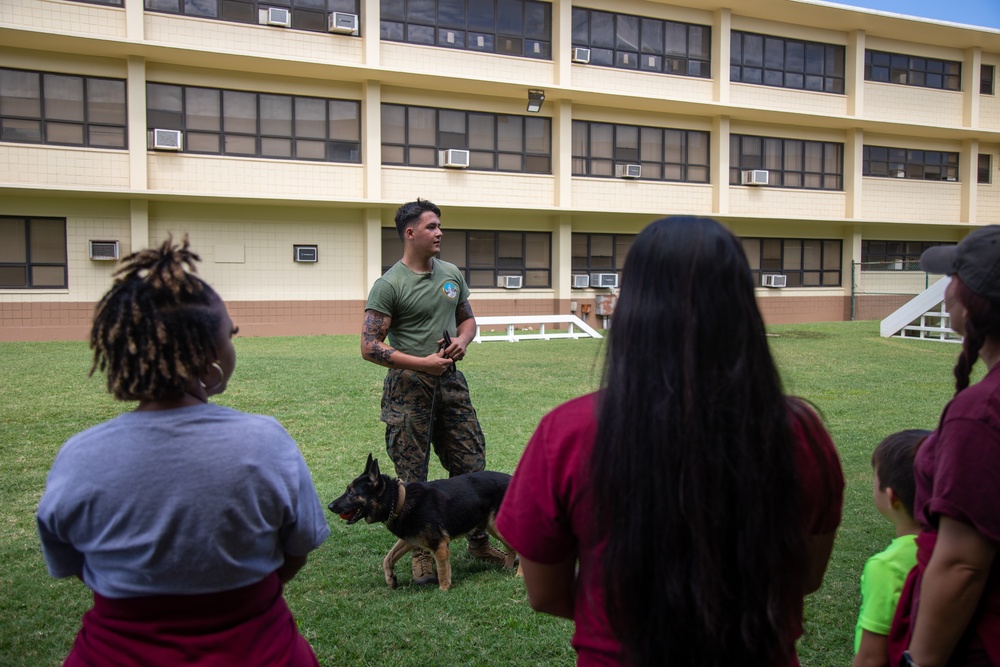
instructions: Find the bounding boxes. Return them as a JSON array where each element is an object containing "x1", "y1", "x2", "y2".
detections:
[
  {"x1": 473, "y1": 314, "x2": 603, "y2": 343},
  {"x1": 880, "y1": 276, "x2": 962, "y2": 343}
]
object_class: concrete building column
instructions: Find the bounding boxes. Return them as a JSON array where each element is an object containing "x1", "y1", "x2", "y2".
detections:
[
  {"x1": 553, "y1": 99, "x2": 572, "y2": 207},
  {"x1": 552, "y1": 214, "x2": 573, "y2": 306},
  {"x1": 127, "y1": 56, "x2": 147, "y2": 192},
  {"x1": 844, "y1": 128, "x2": 863, "y2": 219},
  {"x1": 125, "y1": 0, "x2": 144, "y2": 40},
  {"x1": 552, "y1": 0, "x2": 571, "y2": 87},
  {"x1": 712, "y1": 116, "x2": 730, "y2": 214},
  {"x1": 962, "y1": 138, "x2": 979, "y2": 222},
  {"x1": 846, "y1": 30, "x2": 865, "y2": 117},
  {"x1": 362, "y1": 0, "x2": 380, "y2": 66},
  {"x1": 713, "y1": 8, "x2": 731, "y2": 105},
  {"x1": 362, "y1": 80, "x2": 381, "y2": 201},
  {"x1": 964, "y1": 47, "x2": 982, "y2": 128}
]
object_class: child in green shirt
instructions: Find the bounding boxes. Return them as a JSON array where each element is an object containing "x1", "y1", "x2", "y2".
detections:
[{"x1": 852, "y1": 429, "x2": 928, "y2": 667}]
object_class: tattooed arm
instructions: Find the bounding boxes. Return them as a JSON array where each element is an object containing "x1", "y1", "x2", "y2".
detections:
[
  {"x1": 441, "y1": 299, "x2": 476, "y2": 362},
  {"x1": 361, "y1": 309, "x2": 453, "y2": 376}
]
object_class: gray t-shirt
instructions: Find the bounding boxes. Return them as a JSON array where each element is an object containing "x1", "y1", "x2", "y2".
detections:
[{"x1": 36, "y1": 403, "x2": 330, "y2": 598}]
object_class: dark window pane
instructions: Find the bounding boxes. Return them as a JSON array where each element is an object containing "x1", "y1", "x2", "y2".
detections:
[
  {"x1": 1, "y1": 69, "x2": 41, "y2": 117},
  {"x1": 497, "y1": 0, "x2": 523, "y2": 35},
  {"x1": 591, "y1": 12, "x2": 614, "y2": 48},
  {"x1": 572, "y1": 9, "x2": 589, "y2": 44},
  {"x1": 468, "y1": 0, "x2": 494, "y2": 32},
  {"x1": 44, "y1": 75, "x2": 84, "y2": 122}
]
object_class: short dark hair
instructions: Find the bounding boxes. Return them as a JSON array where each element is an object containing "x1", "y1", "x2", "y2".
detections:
[
  {"x1": 394, "y1": 199, "x2": 441, "y2": 240},
  {"x1": 871, "y1": 429, "x2": 929, "y2": 516}
]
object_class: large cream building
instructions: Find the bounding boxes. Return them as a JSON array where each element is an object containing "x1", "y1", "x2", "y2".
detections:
[{"x1": 1, "y1": 0, "x2": 999, "y2": 340}]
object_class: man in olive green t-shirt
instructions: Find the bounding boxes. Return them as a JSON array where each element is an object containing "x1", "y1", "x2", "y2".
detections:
[{"x1": 361, "y1": 199, "x2": 507, "y2": 586}]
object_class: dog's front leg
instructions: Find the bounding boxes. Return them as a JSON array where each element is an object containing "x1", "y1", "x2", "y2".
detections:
[
  {"x1": 433, "y1": 543, "x2": 452, "y2": 591},
  {"x1": 383, "y1": 538, "x2": 412, "y2": 589}
]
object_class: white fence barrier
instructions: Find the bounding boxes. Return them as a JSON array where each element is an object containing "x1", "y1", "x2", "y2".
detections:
[{"x1": 473, "y1": 315, "x2": 603, "y2": 343}]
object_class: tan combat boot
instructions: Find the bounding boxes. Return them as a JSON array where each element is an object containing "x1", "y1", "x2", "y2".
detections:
[{"x1": 411, "y1": 548, "x2": 438, "y2": 585}]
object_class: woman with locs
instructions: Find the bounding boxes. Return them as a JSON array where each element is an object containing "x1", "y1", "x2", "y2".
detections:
[{"x1": 36, "y1": 236, "x2": 330, "y2": 666}]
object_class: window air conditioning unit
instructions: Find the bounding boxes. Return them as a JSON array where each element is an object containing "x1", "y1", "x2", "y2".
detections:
[
  {"x1": 88, "y1": 240, "x2": 119, "y2": 261},
  {"x1": 761, "y1": 274, "x2": 787, "y2": 288},
  {"x1": 498, "y1": 275, "x2": 523, "y2": 289},
  {"x1": 572, "y1": 274, "x2": 590, "y2": 289},
  {"x1": 616, "y1": 163, "x2": 641, "y2": 179},
  {"x1": 572, "y1": 47, "x2": 591, "y2": 64},
  {"x1": 150, "y1": 128, "x2": 182, "y2": 151},
  {"x1": 293, "y1": 245, "x2": 318, "y2": 262},
  {"x1": 591, "y1": 273, "x2": 619, "y2": 289},
  {"x1": 265, "y1": 6, "x2": 292, "y2": 26},
  {"x1": 440, "y1": 149, "x2": 470, "y2": 169},
  {"x1": 328, "y1": 12, "x2": 359, "y2": 34},
  {"x1": 741, "y1": 169, "x2": 769, "y2": 186}
]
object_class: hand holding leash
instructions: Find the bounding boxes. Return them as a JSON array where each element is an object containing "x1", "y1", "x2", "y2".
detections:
[{"x1": 439, "y1": 330, "x2": 457, "y2": 374}]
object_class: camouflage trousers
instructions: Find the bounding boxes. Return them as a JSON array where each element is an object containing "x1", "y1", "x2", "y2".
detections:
[{"x1": 380, "y1": 367, "x2": 486, "y2": 484}]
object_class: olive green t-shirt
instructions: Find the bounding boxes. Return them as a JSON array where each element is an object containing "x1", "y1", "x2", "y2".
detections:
[{"x1": 365, "y1": 259, "x2": 470, "y2": 357}]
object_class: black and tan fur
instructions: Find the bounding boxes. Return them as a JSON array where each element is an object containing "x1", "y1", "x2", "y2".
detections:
[{"x1": 328, "y1": 454, "x2": 517, "y2": 591}]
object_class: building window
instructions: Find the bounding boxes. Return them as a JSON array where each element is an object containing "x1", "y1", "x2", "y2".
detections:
[
  {"x1": 381, "y1": 0, "x2": 551, "y2": 59},
  {"x1": 147, "y1": 83, "x2": 360, "y2": 162},
  {"x1": 571, "y1": 233, "x2": 634, "y2": 280},
  {"x1": 860, "y1": 240, "x2": 949, "y2": 271},
  {"x1": 729, "y1": 135, "x2": 843, "y2": 190},
  {"x1": 980, "y1": 154, "x2": 992, "y2": 184},
  {"x1": 571, "y1": 121, "x2": 709, "y2": 182},
  {"x1": 0, "y1": 68, "x2": 127, "y2": 148},
  {"x1": 382, "y1": 104, "x2": 551, "y2": 173},
  {"x1": 982, "y1": 64, "x2": 995, "y2": 95},
  {"x1": 571, "y1": 8, "x2": 710, "y2": 78},
  {"x1": 864, "y1": 50, "x2": 961, "y2": 91},
  {"x1": 0, "y1": 217, "x2": 68, "y2": 289},
  {"x1": 145, "y1": 0, "x2": 359, "y2": 33},
  {"x1": 863, "y1": 145, "x2": 959, "y2": 181},
  {"x1": 67, "y1": 0, "x2": 123, "y2": 5},
  {"x1": 383, "y1": 228, "x2": 551, "y2": 288},
  {"x1": 741, "y1": 237, "x2": 841, "y2": 287},
  {"x1": 730, "y1": 31, "x2": 844, "y2": 94}
]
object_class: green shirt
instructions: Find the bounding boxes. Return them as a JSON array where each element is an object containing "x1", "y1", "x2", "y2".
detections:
[
  {"x1": 854, "y1": 533, "x2": 918, "y2": 652},
  {"x1": 365, "y1": 258, "x2": 470, "y2": 357}
]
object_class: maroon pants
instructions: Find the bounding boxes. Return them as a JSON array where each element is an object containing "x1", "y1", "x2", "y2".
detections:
[{"x1": 64, "y1": 573, "x2": 320, "y2": 667}]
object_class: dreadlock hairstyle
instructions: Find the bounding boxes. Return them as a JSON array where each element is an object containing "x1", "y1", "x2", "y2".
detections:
[
  {"x1": 950, "y1": 275, "x2": 1000, "y2": 394},
  {"x1": 90, "y1": 235, "x2": 223, "y2": 402},
  {"x1": 591, "y1": 216, "x2": 806, "y2": 667}
]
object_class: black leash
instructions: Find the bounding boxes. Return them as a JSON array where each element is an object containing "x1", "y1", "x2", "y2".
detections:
[{"x1": 424, "y1": 329, "x2": 455, "y2": 472}]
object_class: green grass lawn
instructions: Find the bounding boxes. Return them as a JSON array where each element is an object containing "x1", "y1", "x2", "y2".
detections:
[{"x1": 0, "y1": 321, "x2": 968, "y2": 666}]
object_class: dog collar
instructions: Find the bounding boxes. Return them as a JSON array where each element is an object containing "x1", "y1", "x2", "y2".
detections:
[{"x1": 387, "y1": 480, "x2": 406, "y2": 525}]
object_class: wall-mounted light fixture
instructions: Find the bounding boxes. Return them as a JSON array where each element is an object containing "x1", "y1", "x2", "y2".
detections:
[{"x1": 526, "y1": 89, "x2": 545, "y2": 113}]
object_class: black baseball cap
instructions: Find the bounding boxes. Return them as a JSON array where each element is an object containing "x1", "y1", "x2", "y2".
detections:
[{"x1": 920, "y1": 225, "x2": 1000, "y2": 303}]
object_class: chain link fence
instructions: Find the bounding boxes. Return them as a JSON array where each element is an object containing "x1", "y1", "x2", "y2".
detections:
[{"x1": 851, "y1": 261, "x2": 934, "y2": 321}]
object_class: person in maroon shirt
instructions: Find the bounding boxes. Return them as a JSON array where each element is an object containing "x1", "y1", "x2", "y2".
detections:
[
  {"x1": 890, "y1": 225, "x2": 1000, "y2": 667},
  {"x1": 497, "y1": 216, "x2": 844, "y2": 667}
]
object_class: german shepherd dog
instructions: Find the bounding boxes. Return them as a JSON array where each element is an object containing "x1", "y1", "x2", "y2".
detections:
[{"x1": 328, "y1": 454, "x2": 518, "y2": 591}]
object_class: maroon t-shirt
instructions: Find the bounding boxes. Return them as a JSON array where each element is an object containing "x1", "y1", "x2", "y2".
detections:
[
  {"x1": 496, "y1": 392, "x2": 844, "y2": 666},
  {"x1": 900, "y1": 362, "x2": 1000, "y2": 665}
]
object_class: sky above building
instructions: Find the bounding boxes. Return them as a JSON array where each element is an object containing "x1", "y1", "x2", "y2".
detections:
[{"x1": 825, "y1": 0, "x2": 1000, "y2": 30}]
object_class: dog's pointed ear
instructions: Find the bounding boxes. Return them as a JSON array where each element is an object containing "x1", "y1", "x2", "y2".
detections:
[
  {"x1": 365, "y1": 452, "x2": 374, "y2": 475},
  {"x1": 368, "y1": 457, "x2": 381, "y2": 485}
]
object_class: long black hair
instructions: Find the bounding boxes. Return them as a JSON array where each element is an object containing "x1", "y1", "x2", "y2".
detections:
[{"x1": 590, "y1": 216, "x2": 804, "y2": 666}]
